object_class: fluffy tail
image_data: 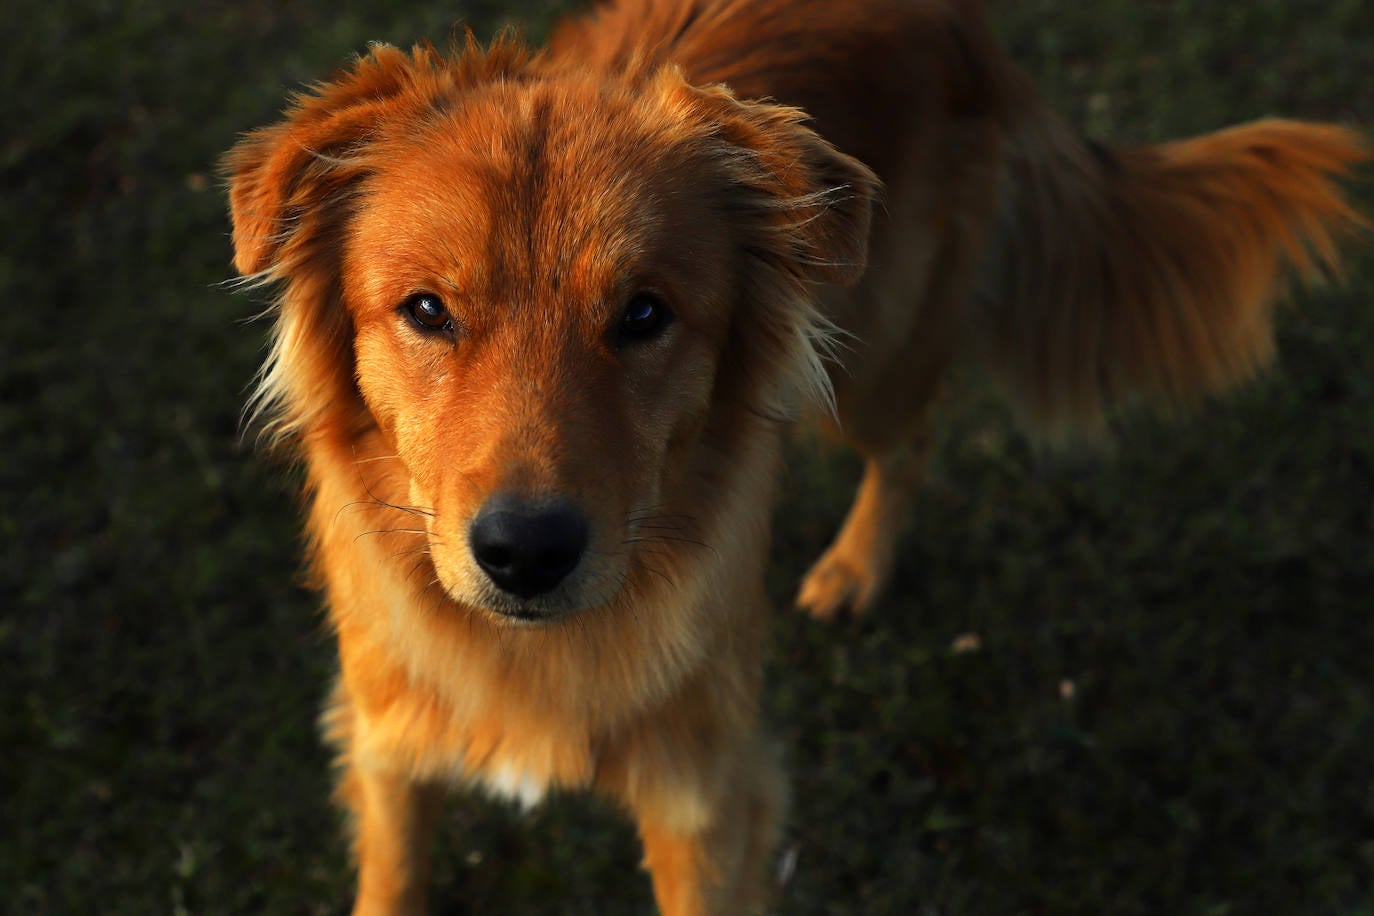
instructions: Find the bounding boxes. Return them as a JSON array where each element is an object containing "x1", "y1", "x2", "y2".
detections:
[{"x1": 976, "y1": 110, "x2": 1368, "y2": 436}]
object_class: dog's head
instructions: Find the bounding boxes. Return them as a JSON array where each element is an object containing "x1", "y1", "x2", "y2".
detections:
[{"x1": 227, "y1": 37, "x2": 877, "y2": 624}]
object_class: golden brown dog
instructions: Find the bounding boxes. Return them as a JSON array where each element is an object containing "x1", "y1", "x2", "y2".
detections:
[{"x1": 226, "y1": 1, "x2": 1366, "y2": 912}]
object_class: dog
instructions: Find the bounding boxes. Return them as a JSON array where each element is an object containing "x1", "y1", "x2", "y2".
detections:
[{"x1": 225, "y1": 0, "x2": 1366, "y2": 912}]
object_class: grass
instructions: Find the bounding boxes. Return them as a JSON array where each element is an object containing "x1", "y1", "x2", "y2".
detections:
[{"x1": 3, "y1": 0, "x2": 1372, "y2": 913}]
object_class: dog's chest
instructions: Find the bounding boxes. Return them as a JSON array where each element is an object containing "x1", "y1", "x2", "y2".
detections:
[{"x1": 476, "y1": 761, "x2": 547, "y2": 810}]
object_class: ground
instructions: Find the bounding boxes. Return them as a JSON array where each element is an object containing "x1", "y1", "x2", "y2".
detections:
[{"x1": 3, "y1": 1, "x2": 1372, "y2": 913}]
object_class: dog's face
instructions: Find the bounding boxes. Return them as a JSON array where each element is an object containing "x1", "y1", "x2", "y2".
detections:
[
  {"x1": 346, "y1": 79, "x2": 741, "y2": 620},
  {"x1": 228, "y1": 42, "x2": 876, "y2": 624}
]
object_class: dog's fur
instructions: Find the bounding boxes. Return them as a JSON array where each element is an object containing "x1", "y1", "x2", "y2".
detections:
[{"x1": 225, "y1": 1, "x2": 1367, "y2": 912}]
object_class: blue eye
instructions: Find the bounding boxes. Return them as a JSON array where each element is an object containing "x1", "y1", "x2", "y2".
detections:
[
  {"x1": 401, "y1": 292, "x2": 452, "y2": 334},
  {"x1": 619, "y1": 292, "x2": 673, "y2": 343}
]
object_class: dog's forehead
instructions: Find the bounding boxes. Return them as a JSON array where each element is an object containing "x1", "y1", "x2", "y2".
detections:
[{"x1": 359, "y1": 78, "x2": 713, "y2": 302}]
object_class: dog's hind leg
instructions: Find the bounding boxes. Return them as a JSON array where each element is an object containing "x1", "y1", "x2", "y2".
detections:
[{"x1": 795, "y1": 423, "x2": 934, "y2": 620}]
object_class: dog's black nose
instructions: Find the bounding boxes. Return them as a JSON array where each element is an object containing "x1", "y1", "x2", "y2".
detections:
[{"x1": 469, "y1": 498, "x2": 589, "y2": 599}]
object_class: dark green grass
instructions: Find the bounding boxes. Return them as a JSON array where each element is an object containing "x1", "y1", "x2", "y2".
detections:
[{"x1": 3, "y1": 1, "x2": 1372, "y2": 913}]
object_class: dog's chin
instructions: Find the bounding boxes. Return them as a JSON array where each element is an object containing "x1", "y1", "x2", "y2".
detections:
[
  {"x1": 436, "y1": 570, "x2": 622, "y2": 629},
  {"x1": 476, "y1": 593, "x2": 577, "y2": 627}
]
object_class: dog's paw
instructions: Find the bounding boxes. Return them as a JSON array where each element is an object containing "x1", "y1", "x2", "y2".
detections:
[{"x1": 795, "y1": 549, "x2": 879, "y2": 621}]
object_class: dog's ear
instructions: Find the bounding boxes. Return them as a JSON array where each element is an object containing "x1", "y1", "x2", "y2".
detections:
[
  {"x1": 658, "y1": 72, "x2": 880, "y2": 416},
  {"x1": 226, "y1": 38, "x2": 534, "y2": 443},
  {"x1": 228, "y1": 36, "x2": 533, "y2": 277},
  {"x1": 226, "y1": 44, "x2": 440, "y2": 277},
  {"x1": 670, "y1": 75, "x2": 881, "y2": 287},
  {"x1": 224, "y1": 44, "x2": 437, "y2": 444}
]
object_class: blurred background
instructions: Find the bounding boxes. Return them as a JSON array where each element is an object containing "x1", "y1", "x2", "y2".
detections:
[{"x1": 4, "y1": 1, "x2": 1372, "y2": 913}]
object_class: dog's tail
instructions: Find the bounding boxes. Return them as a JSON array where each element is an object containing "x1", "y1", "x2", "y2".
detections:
[{"x1": 975, "y1": 105, "x2": 1368, "y2": 437}]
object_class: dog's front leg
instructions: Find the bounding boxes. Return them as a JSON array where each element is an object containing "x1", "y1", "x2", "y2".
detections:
[
  {"x1": 635, "y1": 739, "x2": 787, "y2": 916},
  {"x1": 341, "y1": 764, "x2": 444, "y2": 916}
]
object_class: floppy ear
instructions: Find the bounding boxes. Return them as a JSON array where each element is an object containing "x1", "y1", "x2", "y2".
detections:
[
  {"x1": 228, "y1": 35, "x2": 532, "y2": 278},
  {"x1": 224, "y1": 49, "x2": 417, "y2": 445},
  {"x1": 661, "y1": 72, "x2": 881, "y2": 417},
  {"x1": 226, "y1": 44, "x2": 441, "y2": 277},
  {"x1": 225, "y1": 42, "x2": 492, "y2": 443},
  {"x1": 680, "y1": 78, "x2": 881, "y2": 287}
]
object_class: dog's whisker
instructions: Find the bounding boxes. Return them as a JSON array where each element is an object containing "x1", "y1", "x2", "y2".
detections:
[
  {"x1": 627, "y1": 512, "x2": 696, "y2": 523},
  {"x1": 632, "y1": 559, "x2": 675, "y2": 590},
  {"x1": 353, "y1": 453, "x2": 404, "y2": 465},
  {"x1": 353, "y1": 527, "x2": 430, "y2": 543},
  {"x1": 404, "y1": 555, "x2": 433, "y2": 586},
  {"x1": 349, "y1": 445, "x2": 437, "y2": 519},
  {"x1": 391, "y1": 543, "x2": 433, "y2": 559},
  {"x1": 623, "y1": 534, "x2": 717, "y2": 557},
  {"x1": 625, "y1": 504, "x2": 685, "y2": 522}
]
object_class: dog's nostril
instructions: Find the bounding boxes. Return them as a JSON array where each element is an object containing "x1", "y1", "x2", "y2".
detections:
[
  {"x1": 469, "y1": 499, "x2": 589, "y2": 599},
  {"x1": 481, "y1": 545, "x2": 513, "y2": 569}
]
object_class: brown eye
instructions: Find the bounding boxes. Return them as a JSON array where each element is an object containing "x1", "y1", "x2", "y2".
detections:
[
  {"x1": 401, "y1": 292, "x2": 452, "y2": 334},
  {"x1": 618, "y1": 292, "x2": 673, "y2": 343}
]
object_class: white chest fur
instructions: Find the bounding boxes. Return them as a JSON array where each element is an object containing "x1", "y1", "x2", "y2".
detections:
[{"x1": 477, "y1": 762, "x2": 547, "y2": 810}]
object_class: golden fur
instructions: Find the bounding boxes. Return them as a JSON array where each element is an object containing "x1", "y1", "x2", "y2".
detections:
[{"x1": 225, "y1": 1, "x2": 1366, "y2": 912}]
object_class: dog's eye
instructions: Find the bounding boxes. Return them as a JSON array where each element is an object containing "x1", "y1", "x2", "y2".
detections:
[
  {"x1": 618, "y1": 292, "x2": 673, "y2": 343},
  {"x1": 401, "y1": 293, "x2": 452, "y2": 334}
]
